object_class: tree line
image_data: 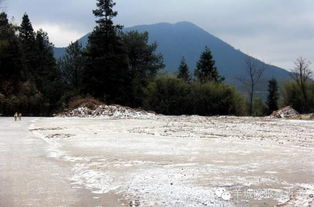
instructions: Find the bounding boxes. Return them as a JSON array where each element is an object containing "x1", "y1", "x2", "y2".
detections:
[
  {"x1": 1, "y1": 0, "x2": 314, "y2": 116},
  {"x1": 0, "y1": 12, "x2": 62, "y2": 115}
]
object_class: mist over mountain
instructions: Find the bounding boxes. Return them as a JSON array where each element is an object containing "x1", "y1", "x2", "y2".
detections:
[{"x1": 54, "y1": 21, "x2": 290, "y2": 90}]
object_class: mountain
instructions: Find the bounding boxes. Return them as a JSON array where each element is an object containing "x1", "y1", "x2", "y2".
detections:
[{"x1": 54, "y1": 21, "x2": 290, "y2": 92}]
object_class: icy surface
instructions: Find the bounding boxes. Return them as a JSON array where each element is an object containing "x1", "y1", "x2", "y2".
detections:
[{"x1": 30, "y1": 115, "x2": 314, "y2": 206}]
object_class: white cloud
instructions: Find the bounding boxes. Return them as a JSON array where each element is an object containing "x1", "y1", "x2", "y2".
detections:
[{"x1": 34, "y1": 24, "x2": 85, "y2": 47}]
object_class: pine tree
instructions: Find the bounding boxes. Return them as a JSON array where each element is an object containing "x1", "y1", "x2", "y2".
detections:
[
  {"x1": 266, "y1": 78, "x2": 279, "y2": 114},
  {"x1": 121, "y1": 31, "x2": 164, "y2": 107},
  {"x1": 177, "y1": 57, "x2": 191, "y2": 82},
  {"x1": 0, "y1": 12, "x2": 39, "y2": 115},
  {"x1": 0, "y1": 12, "x2": 24, "y2": 84},
  {"x1": 34, "y1": 30, "x2": 56, "y2": 86},
  {"x1": 93, "y1": 0, "x2": 122, "y2": 32},
  {"x1": 34, "y1": 29, "x2": 63, "y2": 114},
  {"x1": 19, "y1": 13, "x2": 36, "y2": 78},
  {"x1": 83, "y1": 0, "x2": 130, "y2": 104},
  {"x1": 122, "y1": 31, "x2": 164, "y2": 79},
  {"x1": 58, "y1": 41, "x2": 85, "y2": 90},
  {"x1": 194, "y1": 47, "x2": 224, "y2": 83},
  {"x1": 19, "y1": 13, "x2": 35, "y2": 45}
]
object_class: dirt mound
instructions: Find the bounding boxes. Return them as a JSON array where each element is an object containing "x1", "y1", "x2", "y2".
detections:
[
  {"x1": 68, "y1": 97, "x2": 103, "y2": 111},
  {"x1": 58, "y1": 104, "x2": 156, "y2": 119},
  {"x1": 270, "y1": 106, "x2": 299, "y2": 119}
]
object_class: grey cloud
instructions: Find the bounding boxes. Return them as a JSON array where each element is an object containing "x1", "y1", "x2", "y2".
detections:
[
  {"x1": 5, "y1": 0, "x2": 95, "y2": 31},
  {"x1": 3, "y1": 0, "x2": 314, "y2": 69}
]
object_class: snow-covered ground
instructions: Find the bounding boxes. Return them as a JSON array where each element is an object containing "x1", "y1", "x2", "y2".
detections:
[{"x1": 30, "y1": 115, "x2": 314, "y2": 207}]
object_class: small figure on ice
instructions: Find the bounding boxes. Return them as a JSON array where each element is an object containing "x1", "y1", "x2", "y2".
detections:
[
  {"x1": 18, "y1": 113, "x2": 22, "y2": 121},
  {"x1": 14, "y1": 112, "x2": 18, "y2": 121}
]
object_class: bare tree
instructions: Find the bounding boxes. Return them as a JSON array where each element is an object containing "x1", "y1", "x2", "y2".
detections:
[
  {"x1": 238, "y1": 57, "x2": 265, "y2": 115},
  {"x1": 291, "y1": 57, "x2": 312, "y2": 111}
]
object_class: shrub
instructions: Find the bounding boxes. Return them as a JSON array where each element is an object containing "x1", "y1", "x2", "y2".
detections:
[
  {"x1": 144, "y1": 76, "x2": 191, "y2": 115},
  {"x1": 252, "y1": 98, "x2": 268, "y2": 116},
  {"x1": 282, "y1": 81, "x2": 314, "y2": 113},
  {"x1": 144, "y1": 76, "x2": 246, "y2": 116},
  {"x1": 190, "y1": 83, "x2": 246, "y2": 116}
]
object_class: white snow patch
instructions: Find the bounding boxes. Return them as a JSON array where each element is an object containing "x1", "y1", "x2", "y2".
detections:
[
  {"x1": 71, "y1": 164, "x2": 115, "y2": 194},
  {"x1": 29, "y1": 116, "x2": 314, "y2": 206},
  {"x1": 58, "y1": 104, "x2": 156, "y2": 120}
]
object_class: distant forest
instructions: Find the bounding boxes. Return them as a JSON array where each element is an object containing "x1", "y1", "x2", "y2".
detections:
[{"x1": 1, "y1": 0, "x2": 314, "y2": 116}]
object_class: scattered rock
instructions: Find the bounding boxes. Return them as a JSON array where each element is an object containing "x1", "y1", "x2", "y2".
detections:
[
  {"x1": 129, "y1": 200, "x2": 141, "y2": 207},
  {"x1": 30, "y1": 127, "x2": 63, "y2": 131},
  {"x1": 270, "y1": 106, "x2": 299, "y2": 119},
  {"x1": 57, "y1": 104, "x2": 156, "y2": 119},
  {"x1": 46, "y1": 133, "x2": 73, "y2": 139}
]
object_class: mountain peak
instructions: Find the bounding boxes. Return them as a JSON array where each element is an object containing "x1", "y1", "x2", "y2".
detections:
[
  {"x1": 54, "y1": 21, "x2": 290, "y2": 92},
  {"x1": 174, "y1": 21, "x2": 201, "y2": 28},
  {"x1": 128, "y1": 21, "x2": 204, "y2": 31}
]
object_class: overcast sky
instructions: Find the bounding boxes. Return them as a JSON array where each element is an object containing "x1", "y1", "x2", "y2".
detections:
[{"x1": 2, "y1": 0, "x2": 314, "y2": 70}]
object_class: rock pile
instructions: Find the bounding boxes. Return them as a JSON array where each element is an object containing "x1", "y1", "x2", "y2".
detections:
[
  {"x1": 58, "y1": 104, "x2": 156, "y2": 119},
  {"x1": 270, "y1": 106, "x2": 299, "y2": 119}
]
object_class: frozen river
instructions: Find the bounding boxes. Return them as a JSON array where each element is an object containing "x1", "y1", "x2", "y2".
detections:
[{"x1": 1, "y1": 116, "x2": 314, "y2": 206}]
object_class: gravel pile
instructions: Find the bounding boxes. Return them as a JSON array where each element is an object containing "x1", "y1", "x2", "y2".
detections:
[
  {"x1": 270, "y1": 106, "x2": 299, "y2": 119},
  {"x1": 58, "y1": 104, "x2": 156, "y2": 119}
]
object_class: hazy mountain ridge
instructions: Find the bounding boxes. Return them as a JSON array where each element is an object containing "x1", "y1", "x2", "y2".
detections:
[{"x1": 54, "y1": 21, "x2": 290, "y2": 89}]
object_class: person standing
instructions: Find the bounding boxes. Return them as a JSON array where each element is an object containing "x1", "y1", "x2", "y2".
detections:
[
  {"x1": 18, "y1": 113, "x2": 22, "y2": 121},
  {"x1": 14, "y1": 112, "x2": 18, "y2": 121}
]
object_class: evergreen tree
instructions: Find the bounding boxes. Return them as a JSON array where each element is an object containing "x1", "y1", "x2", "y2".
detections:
[
  {"x1": 266, "y1": 78, "x2": 279, "y2": 114},
  {"x1": 0, "y1": 12, "x2": 24, "y2": 85},
  {"x1": 19, "y1": 13, "x2": 35, "y2": 47},
  {"x1": 83, "y1": 0, "x2": 130, "y2": 104},
  {"x1": 0, "y1": 12, "x2": 42, "y2": 115},
  {"x1": 194, "y1": 47, "x2": 224, "y2": 83},
  {"x1": 121, "y1": 31, "x2": 164, "y2": 107},
  {"x1": 19, "y1": 13, "x2": 36, "y2": 78},
  {"x1": 177, "y1": 57, "x2": 191, "y2": 82},
  {"x1": 58, "y1": 41, "x2": 85, "y2": 91},
  {"x1": 34, "y1": 30, "x2": 56, "y2": 86},
  {"x1": 34, "y1": 29, "x2": 63, "y2": 114},
  {"x1": 122, "y1": 31, "x2": 164, "y2": 79}
]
